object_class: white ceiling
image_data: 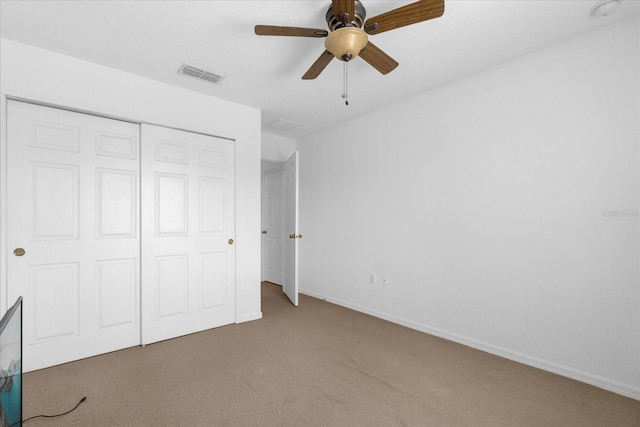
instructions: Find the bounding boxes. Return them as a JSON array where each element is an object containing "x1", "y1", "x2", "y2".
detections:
[{"x1": 1, "y1": 0, "x2": 638, "y2": 138}]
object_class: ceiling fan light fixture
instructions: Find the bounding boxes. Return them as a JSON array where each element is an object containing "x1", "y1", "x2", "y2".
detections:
[{"x1": 325, "y1": 27, "x2": 368, "y2": 61}]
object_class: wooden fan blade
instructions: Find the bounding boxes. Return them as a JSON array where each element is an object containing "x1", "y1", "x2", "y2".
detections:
[
  {"x1": 302, "y1": 50, "x2": 335, "y2": 80},
  {"x1": 255, "y1": 25, "x2": 328, "y2": 38},
  {"x1": 364, "y1": 0, "x2": 444, "y2": 35},
  {"x1": 359, "y1": 41, "x2": 399, "y2": 75},
  {"x1": 331, "y1": 0, "x2": 355, "y2": 21}
]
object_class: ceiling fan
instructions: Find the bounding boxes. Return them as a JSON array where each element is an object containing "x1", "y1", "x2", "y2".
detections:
[{"x1": 254, "y1": 0, "x2": 445, "y2": 80}]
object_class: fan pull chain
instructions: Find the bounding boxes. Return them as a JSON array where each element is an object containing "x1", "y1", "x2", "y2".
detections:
[{"x1": 341, "y1": 61, "x2": 349, "y2": 106}]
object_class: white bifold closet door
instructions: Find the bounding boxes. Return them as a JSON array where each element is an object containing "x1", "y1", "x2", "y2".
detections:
[
  {"x1": 140, "y1": 124, "x2": 235, "y2": 345},
  {"x1": 6, "y1": 102, "x2": 236, "y2": 371},
  {"x1": 7, "y1": 101, "x2": 141, "y2": 372}
]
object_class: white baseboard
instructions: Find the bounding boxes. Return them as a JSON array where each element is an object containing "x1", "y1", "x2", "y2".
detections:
[{"x1": 300, "y1": 288, "x2": 640, "y2": 400}]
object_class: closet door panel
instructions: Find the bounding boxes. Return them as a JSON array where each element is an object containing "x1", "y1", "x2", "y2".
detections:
[
  {"x1": 141, "y1": 124, "x2": 235, "y2": 345},
  {"x1": 7, "y1": 101, "x2": 141, "y2": 371}
]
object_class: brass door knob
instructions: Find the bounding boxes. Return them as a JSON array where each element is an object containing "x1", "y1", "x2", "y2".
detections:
[
  {"x1": 261, "y1": 230, "x2": 267, "y2": 234},
  {"x1": 228, "y1": 239, "x2": 234, "y2": 245},
  {"x1": 13, "y1": 248, "x2": 25, "y2": 257}
]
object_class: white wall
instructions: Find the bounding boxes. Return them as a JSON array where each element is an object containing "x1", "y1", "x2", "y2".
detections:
[
  {"x1": 297, "y1": 17, "x2": 639, "y2": 399},
  {"x1": 0, "y1": 38, "x2": 262, "y2": 323},
  {"x1": 261, "y1": 132, "x2": 296, "y2": 161}
]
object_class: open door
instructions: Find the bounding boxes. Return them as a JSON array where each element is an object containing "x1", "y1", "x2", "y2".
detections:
[{"x1": 283, "y1": 151, "x2": 299, "y2": 306}]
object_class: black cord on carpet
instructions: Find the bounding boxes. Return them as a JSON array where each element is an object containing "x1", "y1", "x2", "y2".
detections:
[{"x1": 9, "y1": 396, "x2": 87, "y2": 426}]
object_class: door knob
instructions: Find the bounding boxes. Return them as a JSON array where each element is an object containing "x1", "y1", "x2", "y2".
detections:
[
  {"x1": 261, "y1": 230, "x2": 267, "y2": 234},
  {"x1": 289, "y1": 234, "x2": 303, "y2": 239},
  {"x1": 228, "y1": 239, "x2": 234, "y2": 245},
  {"x1": 13, "y1": 248, "x2": 25, "y2": 257}
]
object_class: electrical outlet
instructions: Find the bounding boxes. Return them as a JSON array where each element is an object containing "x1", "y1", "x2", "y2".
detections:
[
  {"x1": 369, "y1": 273, "x2": 377, "y2": 285},
  {"x1": 382, "y1": 275, "x2": 389, "y2": 286}
]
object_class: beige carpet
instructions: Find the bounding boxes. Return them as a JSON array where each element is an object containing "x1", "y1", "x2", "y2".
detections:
[{"x1": 24, "y1": 282, "x2": 638, "y2": 426}]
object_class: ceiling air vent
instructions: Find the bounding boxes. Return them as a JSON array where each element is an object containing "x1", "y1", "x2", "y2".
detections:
[
  {"x1": 178, "y1": 63, "x2": 222, "y2": 83},
  {"x1": 266, "y1": 118, "x2": 302, "y2": 131}
]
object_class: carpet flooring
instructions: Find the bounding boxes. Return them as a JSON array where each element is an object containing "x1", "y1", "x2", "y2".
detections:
[{"x1": 23, "y1": 282, "x2": 639, "y2": 426}]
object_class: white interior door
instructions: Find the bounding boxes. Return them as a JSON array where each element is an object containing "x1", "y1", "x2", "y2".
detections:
[
  {"x1": 7, "y1": 101, "x2": 141, "y2": 371},
  {"x1": 283, "y1": 151, "x2": 299, "y2": 306},
  {"x1": 141, "y1": 124, "x2": 235, "y2": 345},
  {"x1": 261, "y1": 165, "x2": 285, "y2": 285}
]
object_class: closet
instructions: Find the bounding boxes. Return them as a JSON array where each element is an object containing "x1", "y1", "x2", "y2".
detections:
[{"x1": 6, "y1": 100, "x2": 236, "y2": 371}]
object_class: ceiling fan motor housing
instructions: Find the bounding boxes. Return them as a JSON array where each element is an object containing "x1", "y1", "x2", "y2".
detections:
[{"x1": 326, "y1": 0, "x2": 366, "y2": 31}]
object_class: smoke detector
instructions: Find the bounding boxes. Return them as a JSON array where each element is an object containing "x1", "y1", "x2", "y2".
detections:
[
  {"x1": 178, "y1": 63, "x2": 223, "y2": 83},
  {"x1": 591, "y1": 0, "x2": 621, "y2": 17}
]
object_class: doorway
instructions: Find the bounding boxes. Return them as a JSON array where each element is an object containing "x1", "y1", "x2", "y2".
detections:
[
  {"x1": 261, "y1": 152, "x2": 299, "y2": 306},
  {"x1": 261, "y1": 160, "x2": 285, "y2": 286}
]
